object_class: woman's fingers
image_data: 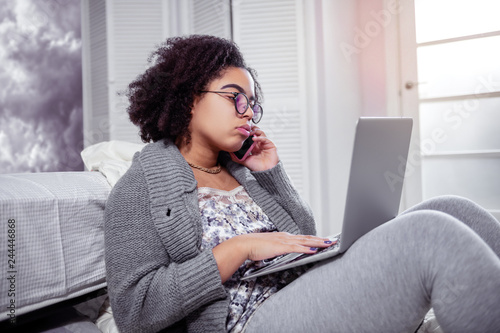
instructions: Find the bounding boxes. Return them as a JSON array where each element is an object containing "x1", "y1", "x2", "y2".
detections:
[
  {"x1": 245, "y1": 233, "x2": 335, "y2": 261},
  {"x1": 250, "y1": 126, "x2": 263, "y2": 135},
  {"x1": 237, "y1": 126, "x2": 279, "y2": 171},
  {"x1": 251, "y1": 135, "x2": 275, "y2": 148},
  {"x1": 250, "y1": 127, "x2": 272, "y2": 147},
  {"x1": 283, "y1": 234, "x2": 333, "y2": 249},
  {"x1": 286, "y1": 236, "x2": 335, "y2": 255}
]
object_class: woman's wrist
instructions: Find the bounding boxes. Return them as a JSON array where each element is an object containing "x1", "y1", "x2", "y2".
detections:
[
  {"x1": 212, "y1": 235, "x2": 249, "y2": 283},
  {"x1": 248, "y1": 158, "x2": 279, "y2": 172},
  {"x1": 228, "y1": 234, "x2": 251, "y2": 260},
  {"x1": 249, "y1": 160, "x2": 280, "y2": 173}
]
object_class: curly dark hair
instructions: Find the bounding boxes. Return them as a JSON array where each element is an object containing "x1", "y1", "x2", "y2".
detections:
[{"x1": 126, "y1": 35, "x2": 262, "y2": 143}]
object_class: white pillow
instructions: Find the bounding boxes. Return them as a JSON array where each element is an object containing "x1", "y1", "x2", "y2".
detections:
[
  {"x1": 80, "y1": 140, "x2": 146, "y2": 187},
  {"x1": 95, "y1": 298, "x2": 121, "y2": 333}
]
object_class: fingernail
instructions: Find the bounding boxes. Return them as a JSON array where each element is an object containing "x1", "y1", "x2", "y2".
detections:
[
  {"x1": 324, "y1": 240, "x2": 332, "y2": 244},
  {"x1": 310, "y1": 247, "x2": 318, "y2": 251}
]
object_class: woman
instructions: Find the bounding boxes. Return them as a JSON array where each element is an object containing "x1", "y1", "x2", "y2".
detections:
[{"x1": 104, "y1": 35, "x2": 500, "y2": 333}]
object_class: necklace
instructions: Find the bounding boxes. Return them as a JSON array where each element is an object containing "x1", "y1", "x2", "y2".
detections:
[{"x1": 187, "y1": 161, "x2": 222, "y2": 174}]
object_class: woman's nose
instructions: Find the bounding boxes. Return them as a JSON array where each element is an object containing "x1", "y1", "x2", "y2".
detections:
[{"x1": 240, "y1": 103, "x2": 254, "y2": 120}]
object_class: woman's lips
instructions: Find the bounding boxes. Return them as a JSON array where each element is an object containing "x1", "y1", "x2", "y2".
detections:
[{"x1": 237, "y1": 127, "x2": 250, "y2": 137}]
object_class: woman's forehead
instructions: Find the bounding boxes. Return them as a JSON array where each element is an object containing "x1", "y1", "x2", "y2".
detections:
[{"x1": 213, "y1": 67, "x2": 254, "y2": 91}]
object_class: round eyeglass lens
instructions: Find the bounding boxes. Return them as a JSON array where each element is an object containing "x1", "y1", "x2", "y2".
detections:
[
  {"x1": 252, "y1": 104, "x2": 263, "y2": 123},
  {"x1": 235, "y1": 94, "x2": 249, "y2": 114}
]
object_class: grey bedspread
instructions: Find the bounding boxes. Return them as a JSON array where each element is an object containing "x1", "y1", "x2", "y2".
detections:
[{"x1": 0, "y1": 172, "x2": 110, "y2": 319}]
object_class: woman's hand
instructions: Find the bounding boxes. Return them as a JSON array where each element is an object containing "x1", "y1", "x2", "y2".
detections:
[
  {"x1": 238, "y1": 232, "x2": 333, "y2": 261},
  {"x1": 231, "y1": 126, "x2": 279, "y2": 171},
  {"x1": 212, "y1": 232, "x2": 333, "y2": 283}
]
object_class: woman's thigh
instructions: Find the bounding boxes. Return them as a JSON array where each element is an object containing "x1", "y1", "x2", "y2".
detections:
[{"x1": 245, "y1": 210, "x2": 500, "y2": 333}]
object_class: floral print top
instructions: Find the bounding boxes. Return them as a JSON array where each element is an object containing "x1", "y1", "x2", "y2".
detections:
[{"x1": 197, "y1": 185, "x2": 306, "y2": 332}]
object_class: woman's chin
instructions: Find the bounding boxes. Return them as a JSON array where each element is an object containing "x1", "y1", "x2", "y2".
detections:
[{"x1": 221, "y1": 141, "x2": 246, "y2": 153}]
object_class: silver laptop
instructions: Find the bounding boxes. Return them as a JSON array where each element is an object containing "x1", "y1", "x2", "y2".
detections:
[{"x1": 242, "y1": 117, "x2": 413, "y2": 280}]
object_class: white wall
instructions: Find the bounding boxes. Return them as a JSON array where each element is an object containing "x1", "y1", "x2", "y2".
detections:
[
  {"x1": 303, "y1": 0, "x2": 363, "y2": 235},
  {"x1": 304, "y1": 0, "x2": 403, "y2": 235},
  {"x1": 298, "y1": 0, "x2": 361, "y2": 235}
]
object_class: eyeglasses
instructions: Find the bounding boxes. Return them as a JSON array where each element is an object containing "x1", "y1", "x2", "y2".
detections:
[{"x1": 200, "y1": 91, "x2": 263, "y2": 124}]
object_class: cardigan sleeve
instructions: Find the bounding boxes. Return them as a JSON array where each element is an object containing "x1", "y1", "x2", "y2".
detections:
[
  {"x1": 250, "y1": 161, "x2": 317, "y2": 236},
  {"x1": 104, "y1": 166, "x2": 228, "y2": 333}
]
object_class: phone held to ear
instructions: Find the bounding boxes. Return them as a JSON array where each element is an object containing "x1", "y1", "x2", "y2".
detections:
[{"x1": 231, "y1": 136, "x2": 256, "y2": 162}]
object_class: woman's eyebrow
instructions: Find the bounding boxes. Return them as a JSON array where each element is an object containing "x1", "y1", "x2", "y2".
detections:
[
  {"x1": 220, "y1": 83, "x2": 255, "y2": 100},
  {"x1": 220, "y1": 83, "x2": 245, "y2": 93}
]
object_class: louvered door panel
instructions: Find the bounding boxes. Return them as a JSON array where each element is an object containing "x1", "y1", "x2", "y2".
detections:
[
  {"x1": 232, "y1": 0, "x2": 307, "y2": 195},
  {"x1": 190, "y1": 0, "x2": 231, "y2": 39},
  {"x1": 86, "y1": 0, "x2": 109, "y2": 145},
  {"x1": 109, "y1": 0, "x2": 164, "y2": 143}
]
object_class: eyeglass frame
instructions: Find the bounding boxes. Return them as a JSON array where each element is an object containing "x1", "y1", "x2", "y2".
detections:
[{"x1": 199, "y1": 90, "x2": 263, "y2": 124}]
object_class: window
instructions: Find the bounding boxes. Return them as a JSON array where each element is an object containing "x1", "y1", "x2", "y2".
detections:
[{"x1": 400, "y1": 0, "x2": 500, "y2": 221}]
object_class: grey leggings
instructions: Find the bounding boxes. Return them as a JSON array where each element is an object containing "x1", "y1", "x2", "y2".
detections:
[{"x1": 245, "y1": 196, "x2": 500, "y2": 333}]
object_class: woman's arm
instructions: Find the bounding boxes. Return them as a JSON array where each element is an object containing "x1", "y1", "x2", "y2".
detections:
[
  {"x1": 251, "y1": 161, "x2": 317, "y2": 235},
  {"x1": 233, "y1": 127, "x2": 317, "y2": 235},
  {"x1": 104, "y1": 168, "x2": 226, "y2": 333}
]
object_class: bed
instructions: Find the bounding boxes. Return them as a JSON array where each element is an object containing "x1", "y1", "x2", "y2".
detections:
[{"x1": 0, "y1": 171, "x2": 111, "y2": 331}]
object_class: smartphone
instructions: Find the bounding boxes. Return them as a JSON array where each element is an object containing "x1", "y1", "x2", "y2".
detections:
[{"x1": 231, "y1": 136, "x2": 256, "y2": 162}]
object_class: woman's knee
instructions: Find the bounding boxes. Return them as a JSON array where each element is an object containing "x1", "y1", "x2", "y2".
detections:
[
  {"x1": 389, "y1": 210, "x2": 472, "y2": 247},
  {"x1": 402, "y1": 195, "x2": 479, "y2": 215}
]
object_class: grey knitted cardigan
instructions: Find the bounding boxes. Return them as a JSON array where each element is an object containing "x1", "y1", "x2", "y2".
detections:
[{"x1": 104, "y1": 140, "x2": 316, "y2": 333}]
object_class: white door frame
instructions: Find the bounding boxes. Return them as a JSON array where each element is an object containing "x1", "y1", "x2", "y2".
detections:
[{"x1": 397, "y1": 0, "x2": 423, "y2": 208}]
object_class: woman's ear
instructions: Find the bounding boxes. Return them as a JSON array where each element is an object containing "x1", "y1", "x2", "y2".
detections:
[{"x1": 190, "y1": 94, "x2": 202, "y2": 115}]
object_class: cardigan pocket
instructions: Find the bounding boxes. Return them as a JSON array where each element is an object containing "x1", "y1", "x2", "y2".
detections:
[{"x1": 153, "y1": 191, "x2": 202, "y2": 263}]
